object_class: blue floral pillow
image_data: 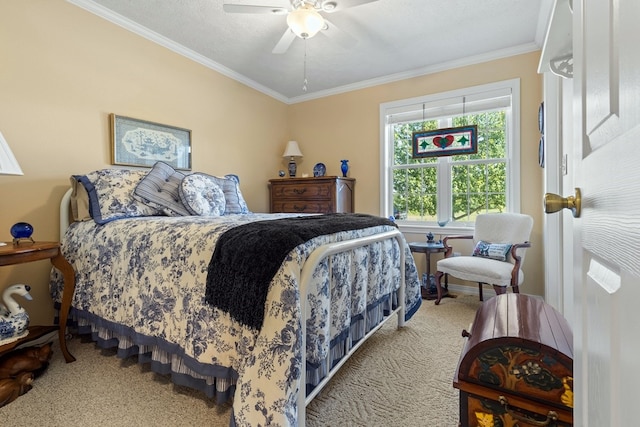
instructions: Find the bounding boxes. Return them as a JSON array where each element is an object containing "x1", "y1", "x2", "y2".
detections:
[
  {"x1": 75, "y1": 169, "x2": 163, "y2": 225},
  {"x1": 472, "y1": 240, "x2": 512, "y2": 261},
  {"x1": 179, "y1": 173, "x2": 226, "y2": 216}
]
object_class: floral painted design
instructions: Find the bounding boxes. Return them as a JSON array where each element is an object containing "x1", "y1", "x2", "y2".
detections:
[
  {"x1": 75, "y1": 169, "x2": 163, "y2": 224},
  {"x1": 179, "y1": 173, "x2": 226, "y2": 216},
  {"x1": 50, "y1": 213, "x2": 421, "y2": 426}
]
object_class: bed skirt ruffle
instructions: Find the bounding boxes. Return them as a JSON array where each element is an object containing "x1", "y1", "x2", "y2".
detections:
[{"x1": 56, "y1": 288, "x2": 414, "y2": 403}]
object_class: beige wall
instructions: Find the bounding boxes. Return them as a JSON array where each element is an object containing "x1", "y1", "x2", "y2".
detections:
[
  {"x1": 0, "y1": 0, "x2": 543, "y2": 324},
  {"x1": 0, "y1": 0, "x2": 288, "y2": 323},
  {"x1": 288, "y1": 51, "x2": 544, "y2": 296}
]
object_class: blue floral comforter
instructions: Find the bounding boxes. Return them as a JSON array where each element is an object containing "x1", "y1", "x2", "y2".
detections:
[{"x1": 50, "y1": 213, "x2": 422, "y2": 426}]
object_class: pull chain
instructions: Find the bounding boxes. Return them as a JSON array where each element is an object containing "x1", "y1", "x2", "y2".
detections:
[
  {"x1": 462, "y1": 96, "x2": 466, "y2": 124},
  {"x1": 302, "y1": 39, "x2": 308, "y2": 92}
]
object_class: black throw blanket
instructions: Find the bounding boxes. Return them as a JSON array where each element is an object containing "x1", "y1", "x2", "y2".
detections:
[{"x1": 205, "y1": 213, "x2": 396, "y2": 330}]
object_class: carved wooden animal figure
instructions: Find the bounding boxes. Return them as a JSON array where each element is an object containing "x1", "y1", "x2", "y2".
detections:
[
  {"x1": 0, "y1": 343, "x2": 53, "y2": 379},
  {"x1": 0, "y1": 371, "x2": 33, "y2": 407}
]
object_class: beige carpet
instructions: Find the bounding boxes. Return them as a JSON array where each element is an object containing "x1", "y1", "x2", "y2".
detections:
[{"x1": 0, "y1": 295, "x2": 481, "y2": 427}]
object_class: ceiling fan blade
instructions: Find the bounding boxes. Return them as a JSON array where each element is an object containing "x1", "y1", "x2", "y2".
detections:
[
  {"x1": 223, "y1": 3, "x2": 288, "y2": 14},
  {"x1": 272, "y1": 29, "x2": 297, "y2": 54},
  {"x1": 322, "y1": 19, "x2": 357, "y2": 49},
  {"x1": 320, "y1": 0, "x2": 379, "y2": 13}
]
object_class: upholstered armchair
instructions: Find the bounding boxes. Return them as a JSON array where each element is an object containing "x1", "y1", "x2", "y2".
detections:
[{"x1": 433, "y1": 213, "x2": 533, "y2": 305}]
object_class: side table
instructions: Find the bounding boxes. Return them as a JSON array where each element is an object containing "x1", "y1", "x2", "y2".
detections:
[
  {"x1": 408, "y1": 241, "x2": 451, "y2": 300},
  {"x1": 0, "y1": 242, "x2": 76, "y2": 363}
]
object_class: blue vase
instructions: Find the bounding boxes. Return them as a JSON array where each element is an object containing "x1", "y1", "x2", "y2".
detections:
[{"x1": 340, "y1": 160, "x2": 349, "y2": 177}]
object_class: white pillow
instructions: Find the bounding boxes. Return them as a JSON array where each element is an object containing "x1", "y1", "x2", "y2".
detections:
[{"x1": 179, "y1": 173, "x2": 226, "y2": 216}]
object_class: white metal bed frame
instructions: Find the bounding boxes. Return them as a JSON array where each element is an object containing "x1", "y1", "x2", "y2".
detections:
[{"x1": 59, "y1": 188, "x2": 408, "y2": 427}]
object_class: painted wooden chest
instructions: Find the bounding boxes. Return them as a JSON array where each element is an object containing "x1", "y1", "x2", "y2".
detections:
[{"x1": 453, "y1": 293, "x2": 573, "y2": 426}]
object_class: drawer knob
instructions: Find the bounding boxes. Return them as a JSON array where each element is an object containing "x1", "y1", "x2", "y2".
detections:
[
  {"x1": 498, "y1": 395, "x2": 558, "y2": 426},
  {"x1": 293, "y1": 204, "x2": 308, "y2": 212},
  {"x1": 461, "y1": 329, "x2": 471, "y2": 338},
  {"x1": 293, "y1": 188, "x2": 307, "y2": 195}
]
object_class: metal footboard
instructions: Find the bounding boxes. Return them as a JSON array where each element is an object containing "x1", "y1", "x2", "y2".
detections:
[{"x1": 297, "y1": 229, "x2": 406, "y2": 427}]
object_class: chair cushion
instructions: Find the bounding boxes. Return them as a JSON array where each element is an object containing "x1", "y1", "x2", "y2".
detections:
[
  {"x1": 437, "y1": 256, "x2": 524, "y2": 287},
  {"x1": 472, "y1": 240, "x2": 512, "y2": 261}
]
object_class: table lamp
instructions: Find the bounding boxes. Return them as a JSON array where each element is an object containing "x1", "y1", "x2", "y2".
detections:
[
  {"x1": 0, "y1": 131, "x2": 23, "y2": 176},
  {"x1": 1, "y1": 131, "x2": 23, "y2": 246},
  {"x1": 282, "y1": 140, "x2": 303, "y2": 177}
]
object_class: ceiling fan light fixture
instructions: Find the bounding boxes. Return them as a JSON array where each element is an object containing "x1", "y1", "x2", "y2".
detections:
[{"x1": 287, "y1": 4, "x2": 325, "y2": 39}]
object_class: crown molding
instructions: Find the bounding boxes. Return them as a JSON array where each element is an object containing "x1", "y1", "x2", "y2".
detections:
[
  {"x1": 67, "y1": 0, "x2": 543, "y2": 105},
  {"x1": 286, "y1": 43, "x2": 540, "y2": 104},
  {"x1": 66, "y1": 0, "x2": 289, "y2": 103}
]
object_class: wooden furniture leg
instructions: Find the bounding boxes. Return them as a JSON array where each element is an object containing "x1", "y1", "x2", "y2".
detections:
[
  {"x1": 434, "y1": 271, "x2": 444, "y2": 305},
  {"x1": 49, "y1": 252, "x2": 76, "y2": 363}
]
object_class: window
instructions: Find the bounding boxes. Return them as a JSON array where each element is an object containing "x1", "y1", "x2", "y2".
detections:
[{"x1": 379, "y1": 79, "x2": 520, "y2": 230}]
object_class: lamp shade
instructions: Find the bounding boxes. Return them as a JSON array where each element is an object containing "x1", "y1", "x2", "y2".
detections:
[
  {"x1": 0, "y1": 131, "x2": 23, "y2": 176},
  {"x1": 282, "y1": 140, "x2": 303, "y2": 158},
  {"x1": 287, "y1": 4, "x2": 324, "y2": 39}
]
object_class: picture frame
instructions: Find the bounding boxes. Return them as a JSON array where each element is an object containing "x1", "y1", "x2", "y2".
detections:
[
  {"x1": 110, "y1": 114, "x2": 192, "y2": 170},
  {"x1": 538, "y1": 102, "x2": 545, "y2": 135},
  {"x1": 412, "y1": 125, "x2": 478, "y2": 158}
]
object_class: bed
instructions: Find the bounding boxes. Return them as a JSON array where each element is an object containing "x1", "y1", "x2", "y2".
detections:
[{"x1": 50, "y1": 164, "x2": 422, "y2": 427}]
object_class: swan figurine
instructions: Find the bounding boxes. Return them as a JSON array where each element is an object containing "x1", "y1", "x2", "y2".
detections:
[{"x1": 0, "y1": 284, "x2": 32, "y2": 346}]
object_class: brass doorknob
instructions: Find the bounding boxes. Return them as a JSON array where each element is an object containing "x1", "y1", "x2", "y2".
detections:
[{"x1": 544, "y1": 188, "x2": 581, "y2": 218}]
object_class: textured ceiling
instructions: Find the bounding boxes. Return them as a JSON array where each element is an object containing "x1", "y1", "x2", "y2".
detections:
[{"x1": 68, "y1": 0, "x2": 553, "y2": 103}]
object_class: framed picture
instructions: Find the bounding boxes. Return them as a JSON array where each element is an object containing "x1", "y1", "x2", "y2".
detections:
[
  {"x1": 110, "y1": 114, "x2": 192, "y2": 170},
  {"x1": 412, "y1": 125, "x2": 478, "y2": 158},
  {"x1": 538, "y1": 102, "x2": 545, "y2": 135}
]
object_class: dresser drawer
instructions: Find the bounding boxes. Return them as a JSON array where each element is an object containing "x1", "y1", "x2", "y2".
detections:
[
  {"x1": 271, "y1": 201, "x2": 334, "y2": 214},
  {"x1": 271, "y1": 182, "x2": 333, "y2": 200},
  {"x1": 269, "y1": 176, "x2": 355, "y2": 214}
]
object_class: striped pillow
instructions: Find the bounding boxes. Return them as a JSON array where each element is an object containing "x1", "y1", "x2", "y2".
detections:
[
  {"x1": 133, "y1": 161, "x2": 190, "y2": 216},
  {"x1": 208, "y1": 174, "x2": 250, "y2": 214}
]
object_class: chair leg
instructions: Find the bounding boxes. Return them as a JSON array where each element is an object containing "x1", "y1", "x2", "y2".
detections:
[
  {"x1": 434, "y1": 271, "x2": 445, "y2": 305},
  {"x1": 512, "y1": 285, "x2": 520, "y2": 294},
  {"x1": 478, "y1": 282, "x2": 483, "y2": 301}
]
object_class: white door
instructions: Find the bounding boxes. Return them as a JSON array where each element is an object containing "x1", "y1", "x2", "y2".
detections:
[{"x1": 570, "y1": 0, "x2": 640, "y2": 425}]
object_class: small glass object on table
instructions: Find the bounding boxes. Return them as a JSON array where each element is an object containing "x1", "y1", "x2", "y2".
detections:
[{"x1": 10, "y1": 222, "x2": 34, "y2": 245}]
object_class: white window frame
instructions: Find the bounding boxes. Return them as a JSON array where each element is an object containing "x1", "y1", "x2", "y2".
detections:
[{"x1": 379, "y1": 79, "x2": 521, "y2": 234}]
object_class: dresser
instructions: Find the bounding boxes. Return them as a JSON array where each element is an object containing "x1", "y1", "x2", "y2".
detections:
[
  {"x1": 269, "y1": 176, "x2": 355, "y2": 213},
  {"x1": 454, "y1": 294, "x2": 573, "y2": 426}
]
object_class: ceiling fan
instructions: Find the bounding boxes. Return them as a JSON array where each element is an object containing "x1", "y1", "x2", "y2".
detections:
[{"x1": 222, "y1": 0, "x2": 379, "y2": 54}]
